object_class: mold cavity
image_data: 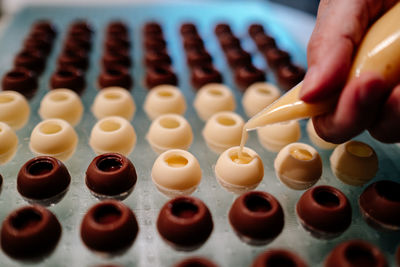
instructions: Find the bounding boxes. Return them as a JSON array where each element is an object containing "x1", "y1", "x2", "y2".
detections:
[
  {"x1": 266, "y1": 254, "x2": 296, "y2": 267},
  {"x1": 217, "y1": 116, "x2": 236, "y2": 126},
  {"x1": 159, "y1": 117, "x2": 180, "y2": 129},
  {"x1": 290, "y1": 147, "x2": 313, "y2": 161},
  {"x1": 106, "y1": 68, "x2": 122, "y2": 76},
  {"x1": 93, "y1": 204, "x2": 122, "y2": 225},
  {"x1": 230, "y1": 151, "x2": 253, "y2": 164},
  {"x1": 28, "y1": 160, "x2": 54, "y2": 176},
  {"x1": 0, "y1": 95, "x2": 14, "y2": 103},
  {"x1": 40, "y1": 122, "x2": 62, "y2": 134},
  {"x1": 257, "y1": 87, "x2": 271, "y2": 95},
  {"x1": 57, "y1": 70, "x2": 74, "y2": 77},
  {"x1": 100, "y1": 120, "x2": 121, "y2": 132},
  {"x1": 171, "y1": 200, "x2": 198, "y2": 219},
  {"x1": 50, "y1": 92, "x2": 69, "y2": 102},
  {"x1": 11, "y1": 208, "x2": 42, "y2": 231},
  {"x1": 344, "y1": 244, "x2": 377, "y2": 267},
  {"x1": 165, "y1": 155, "x2": 188, "y2": 167},
  {"x1": 375, "y1": 181, "x2": 400, "y2": 202},
  {"x1": 244, "y1": 194, "x2": 272, "y2": 213},
  {"x1": 346, "y1": 142, "x2": 373, "y2": 157},
  {"x1": 157, "y1": 90, "x2": 173, "y2": 97},
  {"x1": 313, "y1": 189, "x2": 340, "y2": 208},
  {"x1": 7, "y1": 71, "x2": 26, "y2": 79},
  {"x1": 97, "y1": 156, "x2": 123, "y2": 172},
  {"x1": 208, "y1": 88, "x2": 223, "y2": 96},
  {"x1": 104, "y1": 92, "x2": 122, "y2": 100}
]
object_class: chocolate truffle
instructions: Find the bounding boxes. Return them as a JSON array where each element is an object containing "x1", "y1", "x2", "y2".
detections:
[
  {"x1": 252, "y1": 249, "x2": 308, "y2": 267},
  {"x1": 264, "y1": 48, "x2": 290, "y2": 69},
  {"x1": 175, "y1": 257, "x2": 218, "y2": 267},
  {"x1": 276, "y1": 63, "x2": 306, "y2": 91},
  {"x1": 50, "y1": 67, "x2": 85, "y2": 94},
  {"x1": 144, "y1": 49, "x2": 172, "y2": 67},
  {"x1": 14, "y1": 49, "x2": 46, "y2": 75},
  {"x1": 186, "y1": 48, "x2": 212, "y2": 68},
  {"x1": 226, "y1": 48, "x2": 252, "y2": 69},
  {"x1": 0, "y1": 122, "x2": 18, "y2": 165},
  {"x1": 325, "y1": 240, "x2": 388, "y2": 267},
  {"x1": 98, "y1": 66, "x2": 133, "y2": 90},
  {"x1": 58, "y1": 47, "x2": 89, "y2": 70},
  {"x1": 143, "y1": 22, "x2": 163, "y2": 37},
  {"x1": 144, "y1": 35, "x2": 167, "y2": 51},
  {"x1": 0, "y1": 205, "x2": 61, "y2": 259},
  {"x1": 81, "y1": 200, "x2": 138, "y2": 253},
  {"x1": 183, "y1": 35, "x2": 204, "y2": 51},
  {"x1": 229, "y1": 191, "x2": 284, "y2": 245},
  {"x1": 145, "y1": 65, "x2": 177, "y2": 89},
  {"x1": 248, "y1": 24, "x2": 265, "y2": 39},
  {"x1": 180, "y1": 23, "x2": 198, "y2": 36},
  {"x1": 297, "y1": 185, "x2": 351, "y2": 239},
  {"x1": 214, "y1": 23, "x2": 232, "y2": 37},
  {"x1": 191, "y1": 65, "x2": 222, "y2": 89},
  {"x1": 234, "y1": 65, "x2": 265, "y2": 90},
  {"x1": 17, "y1": 156, "x2": 70, "y2": 204},
  {"x1": 157, "y1": 196, "x2": 213, "y2": 251},
  {"x1": 2, "y1": 67, "x2": 38, "y2": 98},
  {"x1": 219, "y1": 34, "x2": 241, "y2": 52},
  {"x1": 254, "y1": 33, "x2": 276, "y2": 52},
  {"x1": 359, "y1": 180, "x2": 400, "y2": 231},
  {"x1": 86, "y1": 153, "x2": 137, "y2": 199}
]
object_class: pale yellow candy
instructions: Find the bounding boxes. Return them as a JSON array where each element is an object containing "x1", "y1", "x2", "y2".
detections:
[
  {"x1": 39, "y1": 88, "x2": 84, "y2": 126},
  {"x1": 0, "y1": 91, "x2": 30, "y2": 130},
  {"x1": 29, "y1": 119, "x2": 78, "y2": 161},
  {"x1": 242, "y1": 82, "x2": 281, "y2": 118},
  {"x1": 0, "y1": 122, "x2": 18, "y2": 165},
  {"x1": 306, "y1": 119, "x2": 338, "y2": 150},
  {"x1": 257, "y1": 120, "x2": 301, "y2": 152},
  {"x1": 92, "y1": 87, "x2": 135, "y2": 120},
  {"x1": 144, "y1": 85, "x2": 186, "y2": 120}
]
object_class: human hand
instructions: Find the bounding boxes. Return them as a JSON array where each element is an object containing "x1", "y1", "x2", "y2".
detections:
[{"x1": 300, "y1": 0, "x2": 400, "y2": 143}]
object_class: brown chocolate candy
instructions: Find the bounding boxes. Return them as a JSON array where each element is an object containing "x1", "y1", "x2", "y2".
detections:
[
  {"x1": 65, "y1": 33, "x2": 92, "y2": 51},
  {"x1": 214, "y1": 23, "x2": 232, "y2": 37},
  {"x1": 2, "y1": 67, "x2": 38, "y2": 98},
  {"x1": 296, "y1": 185, "x2": 351, "y2": 239},
  {"x1": 105, "y1": 36, "x2": 131, "y2": 52},
  {"x1": 254, "y1": 33, "x2": 276, "y2": 52},
  {"x1": 180, "y1": 23, "x2": 198, "y2": 37},
  {"x1": 102, "y1": 49, "x2": 132, "y2": 69},
  {"x1": 144, "y1": 35, "x2": 167, "y2": 51},
  {"x1": 145, "y1": 65, "x2": 177, "y2": 89},
  {"x1": 106, "y1": 21, "x2": 129, "y2": 37},
  {"x1": 226, "y1": 48, "x2": 252, "y2": 69},
  {"x1": 24, "y1": 34, "x2": 52, "y2": 56},
  {"x1": 191, "y1": 65, "x2": 222, "y2": 89},
  {"x1": 252, "y1": 249, "x2": 308, "y2": 267},
  {"x1": 325, "y1": 240, "x2": 388, "y2": 267},
  {"x1": 50, "y1": 67, "x2": 85, "y2": 94},
  {"x1": 219, "y1": 34, "x2": 241, "y2": 52},
  {"x1": 80, "y1": 200, "x2": 138, "y2": 253},
  {"x1": 234, "y1": 64, "x2": 265, "y2": 90},
  {"x1": 17, "y1": 156, "x2": 70, "y2": 204},
  {"x1": 58, "y1": 47, "x2": 89, "y2": 70},
  {"x1": 157, "y1": 196, "x2": 213, "y2": 251},
  {"x1": 276, "y1": 63, "x2": 305, "y2": 91},
  {"x1": 0, "y1": 205, "x2": 61, "y2": 259},
  {"x1": 143, "y1": 22, "x2": 163, "y2": 37},
  {"x1": 264, "y1": 48, "x2": 290, "y2": 69},
  {"x1": 229, "y1": 191, "x2": 284, "y2": 245},
  {"x1": 68, "y1": 20, "x2": 94, "y2": 36},
  {"x1": 359, "y1": 180, "x2": 400, "y2": 231},
  {"x1": 144, "y1": 49, "x2": 172, "y2": 67},
  {"x1": 98, "y1": 66, "x2": 133, "y2": 90},
  {"x1": 31, "y1": 20, "x2": 57, "y2": 40},
  {"x1": 183, "y1": 35, "x2": 204, "y2": 51},
  {"x1": 248, "y1": 24, "x2": 265, "y2": 39},
  {"x1": 186, "y1": 48, "x2": 212, "y2": 68},
  {"x1": 86, "y1": 153, "x2": 137, "y2": 199},
  {"x1": 175, "y1": 257, "x2": 218, "y2": 267},
  {"x1": 14, "y1": 49, "x2": 46, "y2": 75}
]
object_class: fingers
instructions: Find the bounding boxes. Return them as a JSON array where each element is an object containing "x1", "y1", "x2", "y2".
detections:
[
  {"x1": 312, "y1": 73, "x2": 389, "y2": 143},
  {"x1": 369, "y1": 84, "x2": 400, "y2": 143}
]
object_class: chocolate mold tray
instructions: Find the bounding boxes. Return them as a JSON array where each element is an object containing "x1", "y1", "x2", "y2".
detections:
[{"x1": 0, "y1": 3, "x2": 399, "y2": 267}]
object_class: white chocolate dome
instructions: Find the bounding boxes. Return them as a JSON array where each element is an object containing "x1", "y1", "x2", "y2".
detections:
[
  {"x1": 202, "y1": 111, "x2": 244, "y2": 154},
  {"x1": 39, "y1": 88, "x2": 84, "y2": 126},
  {"x1": 89, "y1": 116, "x2": 136, "y2": 156},
  {"x1": 306, "y1": 119, "x2": 338, "y2": 150},
  {"x1": 147, "y1": 114, "x2": 193, "y2": 154},
  {"x1": 215, "y1": 146, "x2": 264, "y2": 194},
  {"x1": 330, "y1": 140, "x2": 378, "y2": 186},
  {"x1": 0, "y1": 122, "x2": 18, "y2": 165},
  {"x1": 144, "y1": 85, "x2": 186, "y2": 120},
  {"x1": 29, "y1": 118, "x2": 78, "y2": 161},
  {"x1": 193, "y1": 83, "x2": 235, "y2": 121},
  {"x1": 0, "y1": 90, "x2": 30, "y2": 130},
  {"x1": 274, "y1": 142, "x2": 322, "y2": 190},
  {"x1": 257, "y1": 120, "x2": 301, "y2": 152},
  {"x1": 151, "y1": 149, "x2": 202, "y2": 197},
  {"x1": 92, "y1": 87, "x2": 135, "y2": 120},
  {"x1": 242, "y1": 82, "x2": 280, "y2": 117}
]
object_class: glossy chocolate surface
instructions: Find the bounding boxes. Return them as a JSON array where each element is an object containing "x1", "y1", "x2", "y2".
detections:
[
  {"x1": 144, "y1": 49, "x2": 172, "y2": 67},
  {"x1": 31, "y1": 20, "x2": 57, "y2": 39},
  {"x1": 191, "y1": 65, "x2": 222, "y2": 89},
  {"x1": 226, "y1": 48, "x2": 252, "y2": 69},
  {"x1": 264, "y1": 48, "x2": 290, "y2": 69},
  {"x1": 106, "y1": 21, "x2": 129, "y2": 36},
  {"x1": 144, "y1": 36, "x2": 167, "y2": 51},
  {"x1": 50, "y1": 67, "x2": 85, "y2": 93},
  {"x1": 81, "y1": 200, "x2": 138, "y2": 253},
  {"x1": 296, "y1": 185, "x2": 351, "y2": 239},
  {"x1": 58, "y1": 48, "x2": 89, "y2": 70},
  {"x1": 214, "y1": 23, "x2": 232, "y2": 37},
  {"x1": 105, "y1": 36, "x2": 131, "y2": 52},
  {"x1": 145, "y1": 65, "x2": 177, "y2": 89},
  {"x1": 0, "y1": 205, "x2": 61, "y2": 259},
  {"x1": 2, "y1": 67, "x2": 38, "y2": 98},
  {"x1": 14, "y1": 49, "x2": 46, "y2": 75},
  {"x1": 143, "y1": 22, "x2": 163, "y2": 37},
  {"x1": 186, "y1": 48, "x2": 212, "y2": 68},
  {"x1": 102, "y1": 49, "x2": 132, "y2": 69},
  {"x1": 180, "y1": 23, "x2": 198, "y2": 37},
  {"x1": 157, "y1": 196, "x2": 213, "y2": 251},
  {"x1": 24, "y1": 34, "x2": 52, "y2": 56},
  {"x1": 234, "y1": 65, "x2": 265, "y2": 90},
  {"x1": 229, "y1": 191, "x2": 284, "y2": 245},
  {"x1": 248, "y1": 24, "x2": 265, "y2": 39},
  {"x1": 254, "y1": 33, "x2": 276, "y2": 51},
  {"x1": 175, "y1": 257, "x2": 218, "y2": 267},
  {"x1": 252, "y1": 249, "x2": 308, "y2": 267},
  {"x1": 98, "y1": 66, "x2": 133, "y2": 90},
  {"x1": 86, "y1": 153, "x2": 137, "y2": 199},
  {"x1": 276, "y1": 63, "x2": 306, "y2": 91},
  {"x1": 183, "y1": 35, "x2": 204, "y2": 51},
  {"x1": 219, "y1": 34, "x2": 241, "y2": 52}
]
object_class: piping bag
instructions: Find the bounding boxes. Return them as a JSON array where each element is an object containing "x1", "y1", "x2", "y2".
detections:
[{"x1": 244, "y1": 2, "x2": 400, "y2": 132}]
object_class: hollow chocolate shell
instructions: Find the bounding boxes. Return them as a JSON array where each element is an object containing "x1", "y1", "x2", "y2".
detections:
[
  {"x1": 24, "y1": 34, "x2": 52, "y2": 56},
  {"x1": 191, "y1": 65, "x2": 222, "y2": 89},
  {"x1": 0, "y1": 90, "x2": 30, "y2": 130},
  {"x1": 143, "y1": 22, "x2": 163, "y2": 37},
  {"x1": 145, "y1": 65, "x2": 177, "y2": 89},
  {"x1": 81, "y1": 200, "x2": 138, "y2": 253},
  {"x1": 234, "y1": 65, "x2": 265, "y2": 91},
  {"x1": 64, "y1": 35, "x2": 92, "y2": 52},
  {"x1": 297, "y1": 185, "x2": 351, "y2": 239},
  {"x1": 106, "y1": 21, "x2": 129, "y2": 36},
  {"x1": 180, "y1": 23, "x2": 198, "y2": 36},
  {"x1": 144, "y1": 49, "x2": 172, "y2": 67},
  {"x1": 248, "y1": 24, "x2": 265, "y2": 39},
  {"x1": 86, "y1": 153, "x2": 137, "y2": 199},
  {"x1": 50, "y1": 67, "x2": 85, "y2": 94},
  {"x1": 226, "y1": 48, "x2": 252, "y2": 69},
  {"x1": 68, "y1": 20, "x2": 94, "y2": 37},
  {"x1": 0, "y1": 205, "x2": 61, "y2": 259},
  {"x1": 157, "y1": 196, "x2": 213, "y2": 251},
  {"x1": 254, "y1": 33, "x2": 276, "y2": 52},
  {"x1": 214, "y1": 23, "x2": 232, "y2": 37},
  {"x1": 31, "y1": 20, "x2": 57, "y2": 40},
  {"x1": 14, "y1": 49, "x2": 46, "y2": 75},
  {"x1": 359, "y1": 180, "x2": 400, "y2": 231},
  {"x1": 219, "y1": 34, "x2": 241, "y2": 52},
  {"x1": 144, "y1": 35, "x2": 167, "y2": 51},
  {"x1": 186, "y1": 48, "x2": 212, "y2": 68},
  {"x1": 264, "y1": 48, "x2": 290, "y2": 69},
  {"x1": 105, "y1": 36, "x2": 131, "y2": 51},
  {"x1": 229, "y1": 191, "x2": 284, "y2": 245},
  {"x1": 325, "y1": 240, "x2": 388, "y2": 267},
  {"x1": 276, "y1": 63, "x2": 306, "y2": 91},
  {"x1": 98, "y1": 66, "x2": 133, "y2": 90},
  {"x1": 2, "y1": 67, "x2": 38, "y2": 98},
  {"x1": 58, "y1": 48, "x2": 89, "y2": 70},
  {"x1": 252, "y1": 249, "x2": 308, "y2": 267},
  {"x1": 0, "y1": 122, "x2": 18, "y2": 165},
  {"x1": 102, "y1": 49, "x2": 131, "y2": 69},
  {"x1": 175, "y1": 257, "x2": 218, "y2": 267},
  {"x1": 17, "y1": 156, "x2": 70, "y2": 204},
  {"x1": 183, "y1": 35, "x2": 204, "y2": 51}
]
